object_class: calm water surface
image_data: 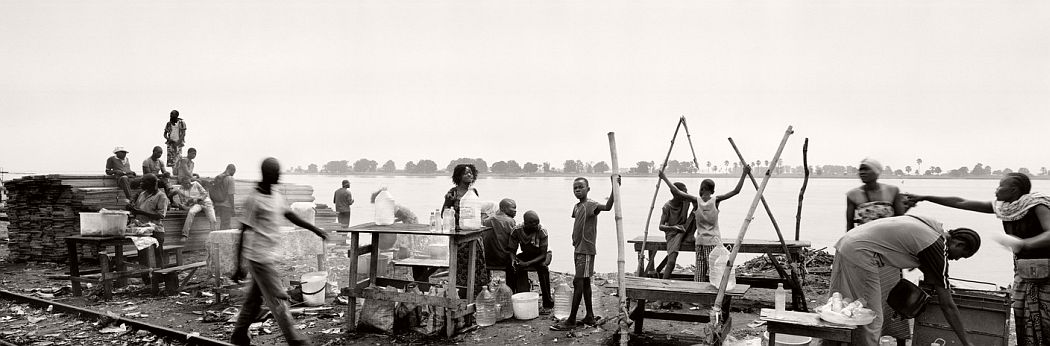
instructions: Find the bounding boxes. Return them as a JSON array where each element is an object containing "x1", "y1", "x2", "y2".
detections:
[{"x1": 241, "y1": 174, "x2": 1047, "y2": 288}]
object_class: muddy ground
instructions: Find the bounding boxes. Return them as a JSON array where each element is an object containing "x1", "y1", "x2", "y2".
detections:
[{"x1": 0, "y1": 237, "x2": 831, "y2": 346}]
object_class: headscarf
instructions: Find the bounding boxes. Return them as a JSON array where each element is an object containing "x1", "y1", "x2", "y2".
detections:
[
  {"x1": 860, "y1": 158, "x2": 883, "y2": 175},
  {"x1": 948, "y1": 228, "x2": 981, "y2": 254},
  {"x1": 993, "y1": 192, "x2": 1050, "y2": 221}
]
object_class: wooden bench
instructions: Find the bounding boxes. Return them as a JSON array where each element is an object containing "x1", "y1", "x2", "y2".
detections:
[
  {"x1": 609, "y1": 276, "x2": 750, "y2": 343},
  {"x1": 153, "y1": 261, "x2": 207, "y2": 295},
  {"x1": 759, "y1": 308, "x2": 855, "y2": 345},
  {"x1": 629, "y1": 235, "x2": 811, "y2": 310}
]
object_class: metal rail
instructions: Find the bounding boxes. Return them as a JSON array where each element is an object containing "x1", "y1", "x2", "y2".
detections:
[{"x1": 0, "y1": 289, "x2": 234, "y2": 346}]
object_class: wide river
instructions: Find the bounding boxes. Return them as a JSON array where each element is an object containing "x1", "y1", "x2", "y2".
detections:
[{"x1": 224, "y1": 173, "x2": 1047, "y2": 288}]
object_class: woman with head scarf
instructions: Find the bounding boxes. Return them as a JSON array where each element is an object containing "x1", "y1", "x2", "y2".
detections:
[
  {"x1": 845, "y1": 158, "x2": 913, "y2": 344},
  {"x1": 906, "y1": 173, "x2": 1050, "y2": 346}
]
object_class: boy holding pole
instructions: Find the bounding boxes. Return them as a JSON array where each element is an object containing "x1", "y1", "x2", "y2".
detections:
[{"x1": 551, "y1": 175, "x2": 619, "y2": 331}]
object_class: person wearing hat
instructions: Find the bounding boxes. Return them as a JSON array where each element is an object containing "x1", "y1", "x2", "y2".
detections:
[
  {"x1": 163, "y1": 109, "x2": 186, "y2": 168},
  {"x1": 105, "y1": 146, "x2": 140, "y2": 201},
  {"x1": 845, "y1": 158, "x2": 912, "y2": 345},
  {"x1": 823, "y1": 215, "x2": 981, "y2": 346}
]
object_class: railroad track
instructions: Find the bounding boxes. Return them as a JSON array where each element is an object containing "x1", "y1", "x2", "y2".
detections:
[{"x1": 0, "y1": 289, "x2": 233, "y2": 346}]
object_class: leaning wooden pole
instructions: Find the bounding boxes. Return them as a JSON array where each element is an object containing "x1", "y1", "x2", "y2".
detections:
[
  {"x1": 728, "y1": 137, "x2": 806, "y2": 310},
  {"x1": 637, "y1": 117, "x2": 684, "y2": 276},
  {"x1": 608, "y1": 132, "x2": 629, "y2": 346},
  {"x1": 795, "y1": 138, "x2": 809, "y2": 241},
  {"x1": 680, "y1": 117, "x2": 703, "y2": 176},
  {"x1": 709, "y1": 126, "x2": 793, "y2": 344}
]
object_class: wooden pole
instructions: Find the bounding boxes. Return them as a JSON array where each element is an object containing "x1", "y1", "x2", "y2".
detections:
[
  {"x1": 795, "y1": 138, "x2": 809, "y2": 241},
  {"x1": 709, "y1": 126, "x2": 793, "y2": 343},
  {"x1": 607, "y1": 132, "x2": 629, "y2": 346},
  {"x1": 637, "y1": 117, "x2": 684, "y2": 276},
  {"x1": 728, "y1": 137, "x2": 806, "y2": 311}
]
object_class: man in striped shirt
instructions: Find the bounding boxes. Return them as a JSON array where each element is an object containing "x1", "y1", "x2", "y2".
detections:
[{"x1": 826, "y1": 215, "x2": 981, "y2": 346}]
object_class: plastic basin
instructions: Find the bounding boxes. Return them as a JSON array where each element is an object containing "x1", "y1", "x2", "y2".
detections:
[
  {"x1": 762, "y1": 331, "x2": 812, "y2": 345},
  {"x1": 512, "y1": 292, "x2": 540, "y2": 320}
]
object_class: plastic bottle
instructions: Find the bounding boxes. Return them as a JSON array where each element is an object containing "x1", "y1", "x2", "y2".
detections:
[
  {"x1": 494, "y1": 278, "x2": 515, "y2": 321},
  {"x1": 429, "y1": 211, "x2": 438, "y2": 232},
  {"x1": 774, "y1": 283, "x2": 786, "y2": 317},
  {"x1": 475, "y1": 285, "x2": 496, "y2": 327},
  {"x1": 553, "y1": 280, "x2": 573, "y2": 320},
  {"x1": 442, "y1": 208, "x2": 455, "y2": 233},
  {"x1": 707, "y1": 245, "x2": 737, "y2": 291},
  {"x1": 374, "y1": 190, "x2": 396, "y2": 225},
  {"x1": 458, "y1": 192, "x2": 483, "y2": 230}
]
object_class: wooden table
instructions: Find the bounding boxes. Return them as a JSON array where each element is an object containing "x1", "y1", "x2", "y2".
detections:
[
  {"x1": 63, "y1": 235, "x2": 158, "y2": 300},
  {"x1": 609, "y1": 276, "x2": 749, "y2": 344},
  {"x1": 338, "y1": 223, "x2": 490, "y2": 338},
  {"x1": 759, "y1": 308, "x2": 855, "y2": 345},
  {"x1": 629, "y1": 235, "x2": 811, "y2": 309}
]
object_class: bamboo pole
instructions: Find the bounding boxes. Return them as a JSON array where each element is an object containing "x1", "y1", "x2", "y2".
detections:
[
  {"x1": 637, "y1": 117, "x2": 684, "y2": 276},
  {"x1": 709, "y1": 126, "x2": 793, "y2": 344},
  {"x1": 607, "y1": 132, "x2": 629, "y2": 346},
  {"x1": 728, "y1": 137, "x2": 806, "y2": 311},
  {"x1": 795, "y1": 138, "x2": 810, "y2": 241}
]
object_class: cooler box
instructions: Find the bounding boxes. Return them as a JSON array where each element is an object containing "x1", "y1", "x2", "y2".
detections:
[
  {"x1": 79, "y1": 211, "x2": 129, "y2": 236},
  {"x1": 914, "y1": 284, "x2": 1011, "y2": 346}
]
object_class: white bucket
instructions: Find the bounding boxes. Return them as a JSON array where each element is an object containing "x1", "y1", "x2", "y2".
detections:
[
  {"x1": 762, "y1": 331, "x2": 812, "y2": 346},
  {"x1": 301, "y1": 271, "x2": 328, "y2": 306},
  {"x1": 511, "y1": 292, "x2": 540, "y2": 320}
]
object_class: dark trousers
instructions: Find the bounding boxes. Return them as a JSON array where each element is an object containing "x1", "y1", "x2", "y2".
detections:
[
  {"x1": 232, "y1": 260, "x2": 309, "y2": 346},
  {"x1": 215, "y1": 205, "x2": 234, "y2": 229},
  {"x1": 114, "y1": 175, "x2": 142, "y2": 200},
  {"x1": 515, "y1": 265, "x2": 554, "y2": 307}
]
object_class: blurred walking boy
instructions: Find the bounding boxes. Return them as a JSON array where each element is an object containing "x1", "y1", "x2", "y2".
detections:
[
  {"x1": 551, "y1": 175, "x2": 619, "y2": 331},
  {"x1": 231, "y1": 158, "x2": 327, "y2": 346}
]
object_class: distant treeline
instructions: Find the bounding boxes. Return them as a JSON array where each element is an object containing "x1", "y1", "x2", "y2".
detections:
[{"x1": 287, "y1": 158, "x2": 1050, "y2": 178}]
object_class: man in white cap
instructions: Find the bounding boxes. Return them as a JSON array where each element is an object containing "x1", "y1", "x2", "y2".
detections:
[{"x1": 105, "y1": 146, "x2": 140, "y2": 201}]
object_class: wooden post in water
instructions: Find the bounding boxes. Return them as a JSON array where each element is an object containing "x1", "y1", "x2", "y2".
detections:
[
  {"x1": 607, "y1": 132, "x2": 628, "y2": 346},
  {"x1": 709, "y1": 126, "x2": 794, "y2": 344}
]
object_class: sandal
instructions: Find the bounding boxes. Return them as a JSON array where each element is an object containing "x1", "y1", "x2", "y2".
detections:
[{"x1": 549, "y1": 321, "x2": 576, "y2": 331}]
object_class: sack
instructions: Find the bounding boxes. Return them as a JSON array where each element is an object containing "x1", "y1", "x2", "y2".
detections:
[
  {"x1": 210, "y1": 175, "x2": 229, "y2": 203},
  {"x1": 887, "y1": 279, "x2": 929, "y2": 319},
  {"x1": 1016, "y1": 259, "x2": 1050, "y2": 280},
  {"x1": 359, "y1": 286, "x2": 397, "y2": 333}
]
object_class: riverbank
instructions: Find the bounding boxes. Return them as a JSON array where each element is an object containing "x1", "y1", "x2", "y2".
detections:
[{"x1": 282, "y1": 171, "x2": 1048, "y2": 180}]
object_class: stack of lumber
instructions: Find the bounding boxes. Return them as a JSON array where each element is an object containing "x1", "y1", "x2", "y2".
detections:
[
  {"x1": 5, "y1": 175, "x2": 130, "y2": 262},
  {"x1": 5, "y1": 175, "x2": 323, "y2": 262}
]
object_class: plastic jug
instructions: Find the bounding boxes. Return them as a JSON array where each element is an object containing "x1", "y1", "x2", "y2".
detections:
[
  {"x1": 374, "y1": 190, "x2": 396, "y2": 225},
  {"x1": 708, "y1": 245, "x2": 736, "y2": 291},
  {"x1": 576, "y1": 282, "x2": 604, "y2": 316},
  {"x1": 494, "y1": 278, "x2": 515, "y2": 321},
  {"x1": 475, "y1": 285, "x2": 496, "y2": 327},
  {"x1": 458, "y1": 191, "x2": 483, "y2": 230},
  {"x1": 553, "y1": 280, "x2": 573, "y2": 320}
]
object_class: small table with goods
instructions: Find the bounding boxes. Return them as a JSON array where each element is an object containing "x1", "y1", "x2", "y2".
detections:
[
  {"x1": 63, "y1": 235, "x2": 159, "y2": 300},
  {"x1": 759, "y1": 307, "x2": 864, "y2": 346},
  {"x1": 338, "y1": 222, "x2": 490, "y2": 338}
]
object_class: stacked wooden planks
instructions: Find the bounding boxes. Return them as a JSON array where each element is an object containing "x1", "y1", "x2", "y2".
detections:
[
  {"x1": 5, "y1": 175, "x2": 322, "y2": 262},
  {"x1": 5, "y1": 175, "x2": 129, "y2": 262}
]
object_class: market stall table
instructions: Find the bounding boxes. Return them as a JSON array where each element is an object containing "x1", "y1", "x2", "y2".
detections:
[
  {"x1": 759, "y1": 308, "x2": 855, "y2": 346},
  {"x1": 609, "y1": 276, "x2": 749, "y2": 344},
  {"x1": 62, "y1": 235, "x2": 159, "y2": 300},
  {"x1": 629, "y1": 235, "x2": 811, "y2": 309},
  {"x1": 338, "y1": 223, "x2": 490, "y2": 338}
]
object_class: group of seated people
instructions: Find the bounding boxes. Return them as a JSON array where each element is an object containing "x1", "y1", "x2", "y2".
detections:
[{"x1": 105, "y1": 145, "x2": 237, "y2": 240}]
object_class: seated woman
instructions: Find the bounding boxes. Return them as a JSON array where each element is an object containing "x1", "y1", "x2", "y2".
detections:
[{"x1": 844, "y1": 158, "x2": 911, "y2": 345}]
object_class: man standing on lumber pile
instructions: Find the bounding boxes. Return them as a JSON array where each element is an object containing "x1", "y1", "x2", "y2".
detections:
[
  {"x1": 163, "y1": 109, "x2": 186, "y2": 168},
  {"x1": 212, "y1": 164, "x2": 236, "y2": 229},
  {"x1": 106, "y1": 146, "x2": 140, "y2": 202},
  {"x1": 231, "y1": 157, "x2": 327, "y2": 346}
]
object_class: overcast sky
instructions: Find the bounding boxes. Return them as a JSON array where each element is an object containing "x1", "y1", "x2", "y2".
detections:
[{"x1": 2, "y1": 0, "x2": 1049, "y2": 176}]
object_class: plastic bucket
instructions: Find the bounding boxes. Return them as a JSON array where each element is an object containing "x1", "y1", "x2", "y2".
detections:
[
  {"x1": 762, "y1": 331, "x2": 812, "y2": 346},
  {"x1": 511, "y1": 292, "x2": 540, "y2": 320},
  {"x1": 301, "y1": 271, "x2": 328, "y2": 306},
  {"x1": 355, "y1": 253, "x2": 391, "y2": 276}
]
